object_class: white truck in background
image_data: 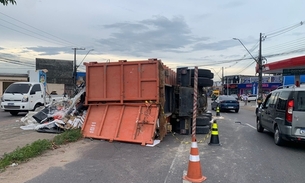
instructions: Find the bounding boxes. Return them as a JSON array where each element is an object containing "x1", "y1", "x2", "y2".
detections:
[{"x1": 1, "y1": 82, "x2": 65, "y2": 116}]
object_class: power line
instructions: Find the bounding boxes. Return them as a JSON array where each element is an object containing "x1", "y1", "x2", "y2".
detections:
[
  {"x1": 263, "y1": 36, "x2": 305, "y2": 54},
  {"x1": 265, "y1": 20, "x2": 304, "y2": 38},
  {"x1": 0, "y1": 18, "x2": 72, "y2": 47},
  {"x1": 236, "y1": 60, "x2": 256, "y2": 74},
  {"x1": 0, "y1": 57, "x2": 35, "y2": 67},
  {"x1": 0, "y1": 24, "x2": 69, "y2": 46},
  {"x1": 264, "y1": 48, "x2": 305, "y2": 58},
  {"x1": 0, "y1": 12, "x2": 78, "y2": 47}
]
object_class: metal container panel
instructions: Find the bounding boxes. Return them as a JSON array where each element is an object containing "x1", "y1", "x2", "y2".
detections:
[
  {"x1": 82, "y1": 104, "x2": 159, "y2": 145},
  {"x1": 85, "y1": 60, "x2": 164, "y2": 103}
]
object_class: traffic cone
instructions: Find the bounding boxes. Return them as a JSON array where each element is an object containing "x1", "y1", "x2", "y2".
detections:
[
  {"x1": 216, "y1": 106, "x2": 220, "y2": 116},
  {"x1": 209, "y1": 120, "x2": 220, "y2": 146},
  {"x1": 183, "y1": 138, "x2": 207, "y2": 182}
]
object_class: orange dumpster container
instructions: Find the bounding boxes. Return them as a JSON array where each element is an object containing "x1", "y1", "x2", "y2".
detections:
[{"x1": 82, "y1": 59, "x2": 176, "y2": 145}]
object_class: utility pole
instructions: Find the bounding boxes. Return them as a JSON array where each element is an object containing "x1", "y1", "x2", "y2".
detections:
[
  {"x1": 258, "y1": 33, "x2": 263, "y2": 100},
  {"x1": 72, "y1": 48, "x2": 85, "y2": 87},
  {"x1": 226, "y1": 77, "x2": 229, "y2": 95},
  {"x1": 233, "y1": 37, "x2": 264, "y2": 99},
  {"x1": 222, "y1": 67, "x2": 224, "y2": 94}
]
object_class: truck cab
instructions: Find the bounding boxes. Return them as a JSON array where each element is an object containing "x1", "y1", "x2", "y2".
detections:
[{"x1": 1, "y1": 82, "x2": 47, "y2": 115}]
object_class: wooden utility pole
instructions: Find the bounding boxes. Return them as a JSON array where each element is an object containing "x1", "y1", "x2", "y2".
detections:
[{"x1": 258, "y1": 33, "x2": 263, "y2": 100}]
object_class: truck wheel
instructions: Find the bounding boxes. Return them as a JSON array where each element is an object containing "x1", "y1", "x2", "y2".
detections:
[
  {"x1": 196, "y1": 125, "x2": 210, "y2": 134},
  {"x1": 196, "y1": 116, "x2": 211, "y2": 126},
  {"x1": 190, "y1": 69, "x2": 213, "y2": 79},
  {"x1": 10, "y1": 111, "x2": 19, "y2": 116},
  {"x1": 191, "y1": 77, "x2": 213, "y2": 87},
  {"x1": 34, "y1": 104, "x2": 42, "y2": 111}
]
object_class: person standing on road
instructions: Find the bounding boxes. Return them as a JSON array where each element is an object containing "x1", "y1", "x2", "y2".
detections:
[{"x1": 244, "y1": 94, "x2": 248, "y2": 105}]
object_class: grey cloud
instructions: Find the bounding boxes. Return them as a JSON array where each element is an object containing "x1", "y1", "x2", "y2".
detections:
[
  {"x1": 26, "y1": 46, "x2": 72, "y2": 56},
  {"x1": 192, "y1": 37, "x2": 258, "y2": 52},
  {"x1": 0, "y1": 53, "x2": 16, "y2": 59},
  {"x1": 96, "y1": 16, "x2": 209, "y2": 56},
  {"x1": 192, "y1": 39, "x2": 239, "y2": 51}
]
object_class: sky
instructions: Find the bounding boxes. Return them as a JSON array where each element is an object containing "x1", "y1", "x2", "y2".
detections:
[{"x1": 0, "y1": 0, "x2": 305, "y2": 81}]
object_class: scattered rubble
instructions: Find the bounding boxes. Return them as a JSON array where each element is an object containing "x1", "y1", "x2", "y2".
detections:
[{"x1": 20, "y1": 87, "x2": 87, "y2": 134}]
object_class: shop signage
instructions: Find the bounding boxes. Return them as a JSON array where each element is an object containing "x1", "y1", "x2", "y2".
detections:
[{"x1": 283, "y1": 68, "x2": 305, "y2": 76}]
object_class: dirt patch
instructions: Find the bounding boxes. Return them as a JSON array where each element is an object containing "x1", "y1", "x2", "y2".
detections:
[{"x1": 0, "y1": 139, "x2": 92, "y2": 183}]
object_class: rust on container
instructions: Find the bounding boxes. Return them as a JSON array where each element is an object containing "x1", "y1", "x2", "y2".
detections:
[{"x1": 82, "y1": 103, "x2": 159, "y2": 145}]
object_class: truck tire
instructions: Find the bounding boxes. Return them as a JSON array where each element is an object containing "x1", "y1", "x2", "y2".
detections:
[
  {"x1": 34, "y1": 104, "x2": 42, "y2": 111},
  {"x1": 196, "y1": 116, "x2": 211, "y2": 126},
  {"x1": 10, "y1": 111, "x2": 19, "y2": 116},
  {"x1": 191, "y1": 77, "x2": 213, "y2": 87},
  {"x1": 196, "y1": 125, "x2": 210, "y2": 134},
  {"x1": 190, "y1": 69, "x2": 213, "y2": 79}
]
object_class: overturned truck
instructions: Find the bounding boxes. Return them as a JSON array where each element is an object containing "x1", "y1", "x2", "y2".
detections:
[{"x1": 81, "y1": 58, "x2": 214, "y2": 145}]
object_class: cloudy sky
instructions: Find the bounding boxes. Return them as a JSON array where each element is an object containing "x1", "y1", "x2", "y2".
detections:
[{"x1": 0, "y1": 0, "x2": 305, "y2": 81}]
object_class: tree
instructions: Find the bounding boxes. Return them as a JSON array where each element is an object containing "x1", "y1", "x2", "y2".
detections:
[{"x1": 1, "y1": 0, "x2": 16, "y2": 6}]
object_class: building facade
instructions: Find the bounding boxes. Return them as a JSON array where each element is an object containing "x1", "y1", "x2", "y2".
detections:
[{"x1": 223, "y1": 75, "x2": 282, "y2": 95}]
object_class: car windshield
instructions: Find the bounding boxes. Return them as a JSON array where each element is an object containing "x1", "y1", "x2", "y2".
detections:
[
  {"x1": 5, "y1": 83, "x2": 32, "y2": 94},
  {"x1": 219, "y1": 96, "x2": 236, "y2": 100}
]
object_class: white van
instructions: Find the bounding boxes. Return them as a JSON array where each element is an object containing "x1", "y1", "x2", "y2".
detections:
[{"x1": 1, "y1": 82, "x2": 64, "y2": 116}]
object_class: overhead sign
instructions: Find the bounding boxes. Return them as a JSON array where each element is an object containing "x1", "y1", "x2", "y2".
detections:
[{"x1": 283, "y1": 68, "x2": 305, "y2": 76}]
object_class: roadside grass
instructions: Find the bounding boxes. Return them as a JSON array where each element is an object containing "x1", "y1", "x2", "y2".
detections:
[{"x1": 0, "y1": 129, "x2": 83, "y2": 172}]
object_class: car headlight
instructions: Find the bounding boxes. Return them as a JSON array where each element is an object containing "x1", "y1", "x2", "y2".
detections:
[{"x1": 22, "y1": 96, "x2": 28, "y2": 102}]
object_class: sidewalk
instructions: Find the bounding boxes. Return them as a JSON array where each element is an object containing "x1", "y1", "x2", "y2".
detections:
[{"x1": 240, "y1": 101, "x2": 257, "y2": 112}]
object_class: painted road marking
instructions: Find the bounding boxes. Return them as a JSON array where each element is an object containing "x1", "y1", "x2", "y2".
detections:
[{"x1": 245, "y1": 123, "x2": 256, "y2": 130}]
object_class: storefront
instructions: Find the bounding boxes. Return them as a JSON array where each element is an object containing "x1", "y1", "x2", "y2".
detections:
[
  {"x1": 223, "y1": 84, "x2": 238, "y2": 95},
  {"x1": 238, "y1": 83, "x2": 282, "y2": 95}
]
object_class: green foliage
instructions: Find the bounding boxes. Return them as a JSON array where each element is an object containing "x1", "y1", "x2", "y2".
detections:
[
  {"x1": 0, "y1": 129, "x2": 83, "y2": 172},
  {"x1": 0, "y1": 139, "x2": 52, "y2": 171},
  {"x1": 53, "y1": 129, "x2": 83, "y2": 145},
  {"x1": 0, "y1": 0, "x2": 17, "y2": 6}
]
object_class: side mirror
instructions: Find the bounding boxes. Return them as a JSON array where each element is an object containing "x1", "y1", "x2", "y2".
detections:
[{"x1": 30, "y1": 91, "x2": 35, "y2": 95}]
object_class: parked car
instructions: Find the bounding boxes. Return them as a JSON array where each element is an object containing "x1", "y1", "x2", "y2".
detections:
[
  {"x1": 247, "y1": 94, "x2": 257, "y2": 102},
  {"x1": 256, "y1": 85, "x2": 305, "y2": 145},
  {"x1": 230, "y1": 94, "x2": 239, "y2": 100},
  {"x1": 211, "y1": 95, "x2": 239, "y2": 113}
]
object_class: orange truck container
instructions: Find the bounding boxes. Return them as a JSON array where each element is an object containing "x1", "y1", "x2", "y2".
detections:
[{"x1": 82, "y1": 58, "x2": 176, "y2": 145}]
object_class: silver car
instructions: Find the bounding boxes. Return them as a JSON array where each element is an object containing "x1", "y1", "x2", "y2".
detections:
[{"x1": 256, "y1": 85, "x2": 305, "y2": 145}]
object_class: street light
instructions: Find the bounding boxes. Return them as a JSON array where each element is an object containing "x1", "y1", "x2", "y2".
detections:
[
  {"x1": 233, "y1": 37, "x2": 263, "y2": 100},
  {"x1": 210, "y1": 68, "x2": 222, "y2": 81},
  {"x1": 77, "y1": 49, "x2": 94, "y2": 69},
  {"x1": 232, "y1": 38, "x2": 258, "y2": 63},
  {"x1": 72, "y1": 47, "x2": 86, "y2": 87}
]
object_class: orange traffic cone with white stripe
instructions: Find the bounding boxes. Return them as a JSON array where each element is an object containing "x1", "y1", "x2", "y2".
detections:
[{"x1": 183, "y1": 138, "x2": 207, "y2": 182}]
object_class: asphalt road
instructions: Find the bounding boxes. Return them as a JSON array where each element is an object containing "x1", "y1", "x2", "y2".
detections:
[
  {"x1": 23, "y1": 101, "x2": 305, "y2": 183},
  {"x1": 0, "y1": 110, "x2": 56, "y2": 156}
]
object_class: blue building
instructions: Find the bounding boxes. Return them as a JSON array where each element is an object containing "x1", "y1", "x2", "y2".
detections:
[{"x1": 283, "y1": 75, "x2": 305, "y2": 85}]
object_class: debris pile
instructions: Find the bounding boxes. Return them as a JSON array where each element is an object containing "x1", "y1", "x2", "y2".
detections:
[{"x1": 20, "y1": 85, "x2": 87, "y2": 134}]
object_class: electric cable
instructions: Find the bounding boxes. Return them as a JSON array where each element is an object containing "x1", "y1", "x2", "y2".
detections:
[
  {"x1": 0, "y1": 12, "x2": 78, "y2": 47},
  {"x1": 0, "y1": 24, "x2": 69, "y2": 46},
  {"x1": 265, "y1": 21, "x2": 304, "y2": 38}
]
